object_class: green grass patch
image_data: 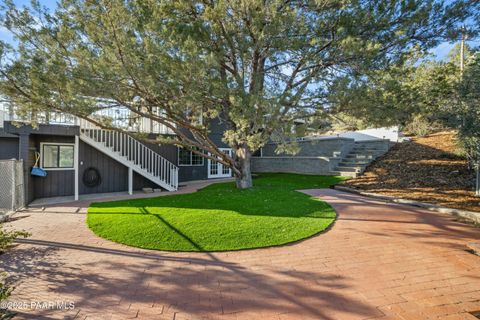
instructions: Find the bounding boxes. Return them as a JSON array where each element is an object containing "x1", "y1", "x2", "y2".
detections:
[{"x1": 87, "y1": 173, "x2": 345, "y2": 252}]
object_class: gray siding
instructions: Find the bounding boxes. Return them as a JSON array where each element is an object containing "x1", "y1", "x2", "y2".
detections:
[
  {"x1": 179, "y1": 162, "x2": 208, "y2": 182},
  {"x1": 177, "y1": 117, "x2": 229, "y2": 182},
  {"x1": 80, "y1": 140, "x2": 171, "y2": 194},
  {"x1": 3, "y1": 121, "x2": 80, "y2": 136},
  {"x1": 0, "y1": 137, "x2": 19, "y2": 160},
  {"x1": 18, "y1": 134, "x2": 35, "y2": 204},
  {"x1": 34, "y1": 170, "x2": 75, "y2": 198},
  {"x1": 143, "y1": 135, "x2": 178, "y2": 163},
  {"x1": 27, "y1": 135, "x2": 173, "y2": 199},
  {"x1": 3, "y1": 118, "x2": 232, "y2": 201},
  {"x1": 32, "y1": 135, "x2": 75, "y2": 199},
  {"x1": 79, "y1": 141, "x2": 128, "y2": 194}
]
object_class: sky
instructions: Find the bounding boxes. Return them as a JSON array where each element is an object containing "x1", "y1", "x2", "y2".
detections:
[{"x1": 0, "y1": 0, "x2": 478, "y2": 61}]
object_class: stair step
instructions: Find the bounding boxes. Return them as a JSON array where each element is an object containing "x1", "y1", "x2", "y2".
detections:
[
  {"x1": 352, "y1": 148, "x2": 387, "y2": 153},
  {"x1": 353, "y1": 149, "x2": 387, "y2": 153},
  {"x1": 346, "y1": 154, "x2": 376, "y2": 159},
  {"x1": 330, "y1": 171, "x2": 359, "y2": 177},
  {"x1": 332, "y1": 143, "x2": 392, "y2": 178},
  {"x1": 335, "y1": 166, "x2": 363, "y2": 172},
  {"x1": 338, "y1": 162, "x2": 369, "y2": 168},
  {"x1": 340, "y1": 159, "x2": 371, "y2": 164}
]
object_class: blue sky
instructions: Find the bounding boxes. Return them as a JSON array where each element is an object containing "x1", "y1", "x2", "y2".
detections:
[{"x1": 1, "y1": 0, "x2": 478, "y2": 61}]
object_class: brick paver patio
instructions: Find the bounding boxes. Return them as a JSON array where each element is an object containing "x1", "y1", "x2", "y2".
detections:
[{"x1": 1, "y1": 188, "x2": 479, "y2": 320}]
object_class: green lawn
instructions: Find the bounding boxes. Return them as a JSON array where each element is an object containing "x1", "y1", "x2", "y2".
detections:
[{"x1": 87, "y1": 173, "x2": 345, "y2": 252}]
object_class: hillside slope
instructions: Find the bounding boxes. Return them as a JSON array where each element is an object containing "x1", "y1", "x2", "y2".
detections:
[{"x1": 343, "y1": 131, "x2": 480, "y2": 212}]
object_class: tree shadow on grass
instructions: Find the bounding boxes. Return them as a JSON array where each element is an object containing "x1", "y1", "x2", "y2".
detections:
[
  {"x1": 88, "y1": 174, "x2": 344, "y2": 219},
  {"x1": 88, "y1": 190, "x2": 336, "y2": 219},
  {"x1": 88, "y1": 205, "x2": 336, "y2": 252},
  {"x1": 86, "y1": 176, "x2": 342, "y2": 251},
  {"x1": 152, "y1": 212, "x2": 205, "y2": 251}
]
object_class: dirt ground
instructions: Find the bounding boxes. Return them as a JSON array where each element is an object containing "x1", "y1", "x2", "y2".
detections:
[{"x1": 342, "y1": 131, "x2": 480, "y2": 212}]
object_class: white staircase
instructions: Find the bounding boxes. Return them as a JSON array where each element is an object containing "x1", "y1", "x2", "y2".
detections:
[{"x1": 80, "y1": 128, "x2": 178, "y2": 191}]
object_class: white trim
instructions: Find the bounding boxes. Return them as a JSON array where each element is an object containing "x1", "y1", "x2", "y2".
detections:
[
  {"x1": 177, "y1": 147, "x2": 204, "y2": 166},
  {"x1": 128, "y1": 167, "x2": 133, "y2": 195},
  {"x1": 40, "y1": 142, "x2": 75, "y2": 171},
  {"x1": 74, "y1": 136, "x2": 79, "y2": 201},
  {"x1": 207, "y1": 148, "x2": 232, "y2": 179}
]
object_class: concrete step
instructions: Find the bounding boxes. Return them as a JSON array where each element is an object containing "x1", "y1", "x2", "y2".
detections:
[
  {"x1": 352, "y1": 146, "x2": 387, "y2": 151},
  {"x1": 352, "y1": 148, "x2": 387, "y2": 153},
  {"x1": 330, "y1": 171, "x2": 359, "y2": 177},
  {"x1": 335, "y1": 166, "x2": 364, "y2": 172},
  {"x1": 340, "y1": 159, "x2": 371, "y2": 164},
  {"x1": 346, "y1": 154, "x2": 376, "y2": 159},
  {"x1": 336, "y1": 162, "x2": 368, "y2": 170}
]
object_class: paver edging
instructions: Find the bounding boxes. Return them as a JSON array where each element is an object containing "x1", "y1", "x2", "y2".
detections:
[{"x1": 333, "y1": 185, "x2": 480, "y2": 225}]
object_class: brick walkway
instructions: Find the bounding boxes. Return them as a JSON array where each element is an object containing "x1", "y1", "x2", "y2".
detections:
[{"x1": 1, "y1": 189, "x2": 479, "y2": 320}]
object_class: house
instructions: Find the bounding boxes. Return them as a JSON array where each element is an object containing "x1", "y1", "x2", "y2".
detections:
[
  {"x1": 0, "y1": 105, "x2": 232, "y2": 206},
  {"x1": 0, "y1": 105, "x2": 394, "y2": 207}
]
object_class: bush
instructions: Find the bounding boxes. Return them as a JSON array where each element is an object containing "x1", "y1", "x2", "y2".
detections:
[
  {"x1": 0, "y1": 273, "x2": 15, "y2": 319},
  {"x1": 0, "y1": 226, "x2": 29, "y2": 254},
  {"x1": 0, "y1": 224, "x2": 29, "y2": 318},
  {"x1": 0, "y1": 272, "x2": 13, "y2": 303},
  {"x1": 404, "y1": 115, "x2": 432, "y2": 137}
]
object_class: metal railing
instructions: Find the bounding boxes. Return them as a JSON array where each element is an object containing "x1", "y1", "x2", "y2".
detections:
[{"x1": 0, "y1": 104, "x2": 174, "y2": 135}]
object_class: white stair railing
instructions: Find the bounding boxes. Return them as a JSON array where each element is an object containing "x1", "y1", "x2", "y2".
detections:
[{"x1": 80, "y1": 128, "x2": 178, "y2": 191}]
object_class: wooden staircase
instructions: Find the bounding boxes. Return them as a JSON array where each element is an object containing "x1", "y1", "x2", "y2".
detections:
[{"x1": 80, "y1": 128, "x2": 178, "y2": 191}]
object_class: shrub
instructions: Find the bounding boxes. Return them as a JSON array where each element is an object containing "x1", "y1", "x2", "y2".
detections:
[
  {"x1": 0, "y1": 278, "x2": 15, "y2": 319},
  {"x1": 404, "y1": 115, "x2": 432, "y2": 137},
  {"x1": 0, "y1": 272, "x2": 13, "y2": 303},
  {"x1": 0, "y1": 226, "x2": 29, "y2": 254},
  {"x1": 0, "y1": 224, "x2": 29, "y2": 318}
]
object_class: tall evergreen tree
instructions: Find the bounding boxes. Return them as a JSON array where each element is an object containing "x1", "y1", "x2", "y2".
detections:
[{"x1": 0, "y1": 0, "x2": 475, "y2": 188}]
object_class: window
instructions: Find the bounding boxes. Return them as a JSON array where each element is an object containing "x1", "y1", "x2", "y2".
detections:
[
  {"x1": 41, "y1": 143, "x2": 74, "y2": 169},
  {"x1": 178, "y1": 147, "x2": 204, "y2": 166}
]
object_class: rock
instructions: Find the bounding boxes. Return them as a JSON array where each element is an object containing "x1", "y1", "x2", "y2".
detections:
[
  {"x1": 142, "y1": 188, "x2": 154, "y2": 193},
  {"x1": 153, "y1": 188, "x2": 162, "y2": 193},
  {"x1": 467, "y1": 242, "x2": 480, "y2": 256}
]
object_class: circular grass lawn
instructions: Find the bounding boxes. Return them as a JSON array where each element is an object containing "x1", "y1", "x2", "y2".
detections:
[{"x1": 87, "y1": 173, "x2": 343, "y2": 252}]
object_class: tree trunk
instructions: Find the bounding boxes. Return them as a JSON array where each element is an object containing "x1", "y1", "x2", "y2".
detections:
[
  {"x1": 234, "y1": 146, "x2": 253, "y2": 189},
  {"x1": 476, "y1": 161, "x2": 480, "y2": 197}
]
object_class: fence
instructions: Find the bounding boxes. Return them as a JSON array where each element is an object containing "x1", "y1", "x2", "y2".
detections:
[{"x1": 0, "y1": 160, "x2": 24, "y2": 214}]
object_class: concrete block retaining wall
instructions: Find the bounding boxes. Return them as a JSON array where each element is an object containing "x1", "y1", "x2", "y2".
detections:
[
  {"x1": 261, "y1": 137, "x2": 355, "y2": 158},
  {"x1": 253, "y1": 137, "x2": 355, "y2": 175},
  {"x1": 253, "y1": 137, "x2": 392, "y2": 175},
  {"x1": 251, "y1": 156, "x2": 342, "y2": 175},
  {"x1": 354, "y1": 140, "x2": 392, "y2": 151}
]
